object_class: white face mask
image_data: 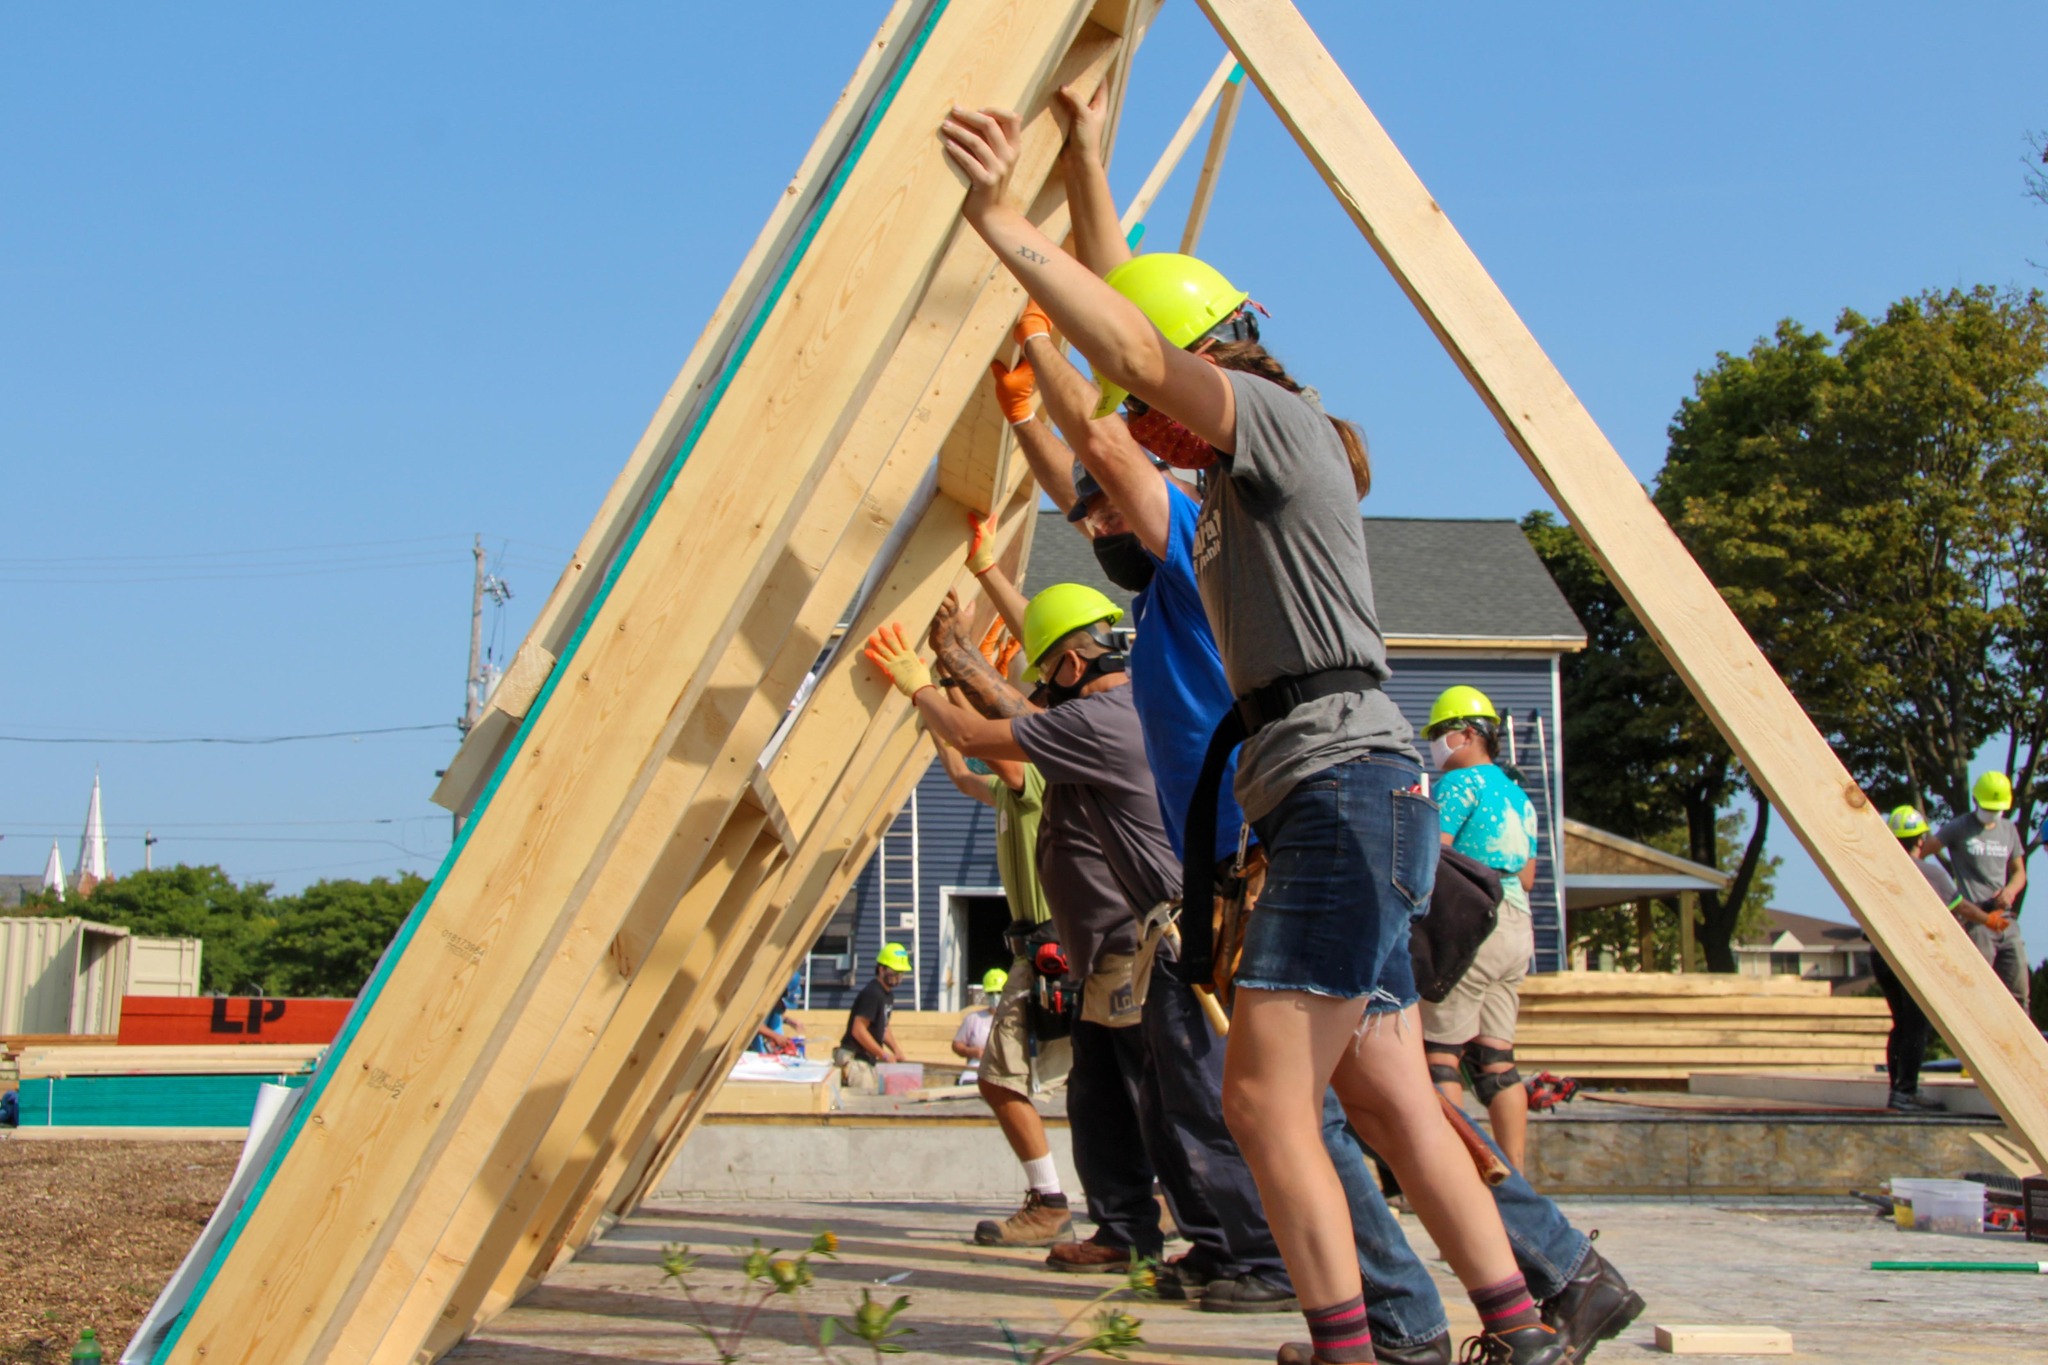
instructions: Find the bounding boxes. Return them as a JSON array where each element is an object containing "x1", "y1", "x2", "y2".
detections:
[
  {"x1": 1429, "y1": 734, "x2": 1458, "y2": 770},
  {"x1": 1976, "y1": 808, "x2": 2000, "y2": 826}
]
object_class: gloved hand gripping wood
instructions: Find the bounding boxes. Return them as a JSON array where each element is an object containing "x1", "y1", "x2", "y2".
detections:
[{"x1": 863, "y1": 622, "x2": 934, "y2": 699}]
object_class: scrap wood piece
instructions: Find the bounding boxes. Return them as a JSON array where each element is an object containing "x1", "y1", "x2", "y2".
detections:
[
  {"x1": 1195, "y1": 0, "x2": 2048, "y2": 1170},
  {"x1": 1654, "y1": 1324, "x2": 1793, "y2": 1355}
]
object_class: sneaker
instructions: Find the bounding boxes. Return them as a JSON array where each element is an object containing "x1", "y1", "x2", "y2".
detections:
[
  {"x1": 1539, "y1": 1246, "x2": 1644, "y2": 1361},
  {"x1": 1887, "y1": 1089, "x2": 1944, "y2": 1114},
  {"x1": 1455, "y1": 1324, "x2": 1568, "y2": 1365},
  {"x1": 1278, "y1": 1335, "x2": 1451, "y2": 1364},
  {"x1": 1045, "y1": 1235, "x2": 1139, "y2": 1274},
  {"x1": 974, "y1": 1191, "x2": 1073, "y2": 1247},
  {"x1": 1198, "y1": 1273, "x2": 1299, "y2": 1314}
]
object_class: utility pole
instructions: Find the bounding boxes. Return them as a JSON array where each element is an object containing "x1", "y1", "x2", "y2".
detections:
[
  {"x1": 452, "y1": 536, "x2": 511, "y2": 842},
  {"x1": 144, "y1": 831, "x2": 158, "y2": 871}
]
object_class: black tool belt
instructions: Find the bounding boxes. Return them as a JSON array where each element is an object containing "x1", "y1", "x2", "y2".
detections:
[{"x1": 1181, "y1": 668, "x2": 1381, "y2": 977}]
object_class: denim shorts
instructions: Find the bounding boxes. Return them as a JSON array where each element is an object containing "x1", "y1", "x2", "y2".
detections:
[{"x1": 1234, "y1": 755, "x2": 1438, "y2": 1010}]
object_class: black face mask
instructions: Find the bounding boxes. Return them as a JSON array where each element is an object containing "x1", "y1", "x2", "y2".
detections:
[
  {"x1": 1092, "y1": 532, "x2": 1156, "y2": 593},
  {"x1": 1044, "y1": 651, "x2": 1127, "y2": 707}
]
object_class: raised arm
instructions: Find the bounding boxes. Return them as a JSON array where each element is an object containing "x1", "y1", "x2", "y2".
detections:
[
  {"x1": 1020, "y1": 325, "x2": 1170, "y2": 557},
  {"x1": 942, "y1": 108, "x2": 1237, "y2": 454},
  {"x1": 866, "y1": 622, "x2": 1029, "y2": 761},
  {"x1": 1055, "y1": 82, "x2": 1131, "y2": 277},
  {"x1": 927, "y1": 591, "x2": 1039, "y2": 721}
]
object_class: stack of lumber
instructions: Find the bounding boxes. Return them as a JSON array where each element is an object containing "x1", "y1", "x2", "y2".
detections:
[
  {"x1": 784, "y1": 1008, "x2": 968, "y2": 1070},
  {"x1": 14, "y1": 1044, "x2": 324, "y2": 1077},
  {"x1": 1515, "y1": 973, "x2": 1886, "y2": 1083},
  {"x1": 14, "y1": 1043, "x2": 323, "y2": 1128}
]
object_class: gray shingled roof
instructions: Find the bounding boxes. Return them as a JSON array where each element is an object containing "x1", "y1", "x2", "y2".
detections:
[{"x1": 1026, "y1": 510, "x2": 1585, "y2": 645}]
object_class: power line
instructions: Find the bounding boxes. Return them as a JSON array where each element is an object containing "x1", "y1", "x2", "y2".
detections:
[{"x1": 0, "y1": 723, "x2": 453, "y2": 746}]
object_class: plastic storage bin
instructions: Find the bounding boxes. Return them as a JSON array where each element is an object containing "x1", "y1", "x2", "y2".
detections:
[
  {"x1": 1890, "y1": 1178, "x2": 1985, "y2": 1234},
  {"x1": 876, "y1": 1062, "x2": 924, "y2": 1096}
]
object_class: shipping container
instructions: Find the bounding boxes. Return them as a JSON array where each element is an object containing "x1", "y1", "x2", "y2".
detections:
[
  {"x1": 0, "y1": 916, "x2": 132, "y2": 1035},
  {"x1": 127, "y1": 935, "x2": 204, "y2": 997}
]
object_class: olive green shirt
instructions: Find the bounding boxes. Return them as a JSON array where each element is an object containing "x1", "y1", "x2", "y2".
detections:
[{"x1": 990, "y1": 765, "x2": 1050, "y2": 926}]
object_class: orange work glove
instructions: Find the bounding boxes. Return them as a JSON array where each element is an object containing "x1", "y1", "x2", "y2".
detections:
[
  {"x1": 1015, "y1": 300, "x2": 1052, "y2": 348},
  {"x1": 996, "y1": 635, "x2": 1022, "y2": 678},
  {"x1": 1985, "y1": 909, "x2": 2013, "y2": 934},
  {"x1": 966, "y1": 511, "x2": 999, "y2": 574},
  {"x1": 863, "y1": 623, "x2": 933, "y2": 699},
  {"x1": 977, "y1": 617, "x2": 1007, "y2": 666},
  {"x1": 990, "y1": 357, "x2": 1037, "y2": 425}
]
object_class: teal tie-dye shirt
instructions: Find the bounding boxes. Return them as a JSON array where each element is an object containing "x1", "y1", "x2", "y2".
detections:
[{"x1": 1435, "y1": 763, "x2": 1538, "y2": 915}]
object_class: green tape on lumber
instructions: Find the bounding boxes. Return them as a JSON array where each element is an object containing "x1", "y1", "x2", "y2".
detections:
[
  {"x1": 1871, "y1": 1260, "x2": 2048, "y2": 1272},
  {"x1": 148, "y1": 4, "x2": 955, "y2": 1359}
]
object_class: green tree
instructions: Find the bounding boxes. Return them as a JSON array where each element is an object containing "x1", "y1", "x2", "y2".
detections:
[
  {"x1": 265, "y1": 873, "x2": 426, "y2": 998},
  {"x1": 1658, "y1": 287, "x2": 2048, "y2": 838}
]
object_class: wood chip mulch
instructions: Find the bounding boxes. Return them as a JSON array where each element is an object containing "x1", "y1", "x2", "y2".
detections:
[{"x1": 0, "y1": 1138, "x2": 239, "y2": 1365}]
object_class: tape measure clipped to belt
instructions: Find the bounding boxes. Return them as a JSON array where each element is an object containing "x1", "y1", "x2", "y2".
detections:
[{"x1": 1180, "y1": 668, "x2": 1381, "y2": 987}]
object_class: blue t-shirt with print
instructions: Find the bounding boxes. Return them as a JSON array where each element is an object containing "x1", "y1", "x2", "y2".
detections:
[
  {"x1": 1436, "y1": 763, "x2": 1538, "y2": 910},
  {"x1": 1128, "y1": 479, "x2": 1246, "y2": 865}
]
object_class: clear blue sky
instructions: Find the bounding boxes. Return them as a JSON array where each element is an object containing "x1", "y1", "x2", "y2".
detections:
[{"x1": 5, "y1": 3, "x2": 2044, "y2": 919}]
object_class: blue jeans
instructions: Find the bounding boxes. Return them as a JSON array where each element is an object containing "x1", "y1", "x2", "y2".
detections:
[
  {"x1": 1328, "y1": 1102, "x2": 1591, "y2": 1346},
  {"x1": 1238, "y1": 756, "x2": 1436, "y2": 1008}
]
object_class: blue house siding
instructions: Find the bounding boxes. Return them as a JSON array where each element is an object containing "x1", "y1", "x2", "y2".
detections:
[
  {"x1": 1383, "y1": 652, "x2": 1566, "y2": 972},
  {"x1": 806, "y1": 763, "x2": 1000, "y2": 1013}
]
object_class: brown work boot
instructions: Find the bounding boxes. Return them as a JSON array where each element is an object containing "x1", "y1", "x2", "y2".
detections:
[
  {"x1": 974, "y1": 1191, "x2": 1073, "y2": 1247},
  {"x1": 1046, "y1": 1234, "x2": 1139, "y2": 1273}
]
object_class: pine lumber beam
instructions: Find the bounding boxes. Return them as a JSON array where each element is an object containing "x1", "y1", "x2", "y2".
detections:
[
  {"x1": 429, "y1": 642, "x2": 559, "y2": 813},
  {"x1": 1178, "y1": 64, "x2": 1243, "y2": 254},
  {"x1": 1119, "y1": 52, "x2": 1239, "y2": 235},
  {"x1": 1520, "y1": 973, "x2": 1832, "y2": 998},
  {"x1": 1515, "y1": 1025, "x2": 1885, "y2": 1050},
  {"x1": 426, "y1": 1, "x2": 925, "y2": 817},
  {"x1": 1203, "y1": 0, "x2": 2048, "y2": 1168},
  {"x1": 160, "y1": 8, "x2": 1110, "y2": 1362},
  {"x1": 594, "y1": 482, "x2": 1039, "y2": 1240},
  {"x1": 343, "y1": 76, "x2": 1112, "y2": 1362}
]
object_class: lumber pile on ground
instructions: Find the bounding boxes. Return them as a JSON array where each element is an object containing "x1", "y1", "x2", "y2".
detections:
[
  {"x1": 13, "y1": 1044, "x2": 324, "y2": 1078},
  {"x1": 1516, "y1": 972, "x2": 1886, "y2": 1082}
]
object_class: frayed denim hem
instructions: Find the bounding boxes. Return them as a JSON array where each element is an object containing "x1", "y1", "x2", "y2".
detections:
[{"x1": 1233, "y1": 981, "x2": 1418, "y2": 1016}]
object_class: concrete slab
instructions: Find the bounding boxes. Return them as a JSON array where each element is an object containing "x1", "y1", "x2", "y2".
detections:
[{"x1": 445, "y1": 1196, "x2": 2046, "y2": 1364}]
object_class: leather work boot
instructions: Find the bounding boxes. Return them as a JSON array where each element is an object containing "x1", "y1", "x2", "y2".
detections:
[
  {"x1": 974, "y1": 1191, "x2": 1073, "y2": 1247},
  {"x1": 1457, "y1": 1324, "x2": 1568, "y2": 1365},
  {"x1": 1199, "y1": 1273, "x2": 1299, "y2": 1314},
  {"x1": 1153, "y1": 1251, "x2": 1222, "y2": 1301},
  {"x1": 1277, "y1": 1333, "x2": 1452, "y2": 1364},
  {"x1": 1046, "y1": 1234, "x2": 1139, "y2": 1273},
  {"x1": 1539, "y1": 1246, "x2": 1645, "y2": 1361}
]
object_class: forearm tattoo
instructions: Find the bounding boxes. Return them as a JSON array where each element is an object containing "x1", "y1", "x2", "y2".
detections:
[
  {"x1": 1016, "y1": 245, "x2": 1048, "y2": 264},
  {"x1": 934, "y1": 636, "x2": 1033, "y2": 718}
]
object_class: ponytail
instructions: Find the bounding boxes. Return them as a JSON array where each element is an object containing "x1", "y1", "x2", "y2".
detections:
[{"x1": 1205, "y1": 340, "x2": 1371, "y2": 498}]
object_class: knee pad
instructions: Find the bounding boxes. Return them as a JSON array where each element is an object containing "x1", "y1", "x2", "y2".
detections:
[
  {"x1": 1428, "y1": 1061, "x2": 1464, "y2": 1087},
  {"x1": 1464, "y1": 1041, "x2": 1520, "y2": 1105}
]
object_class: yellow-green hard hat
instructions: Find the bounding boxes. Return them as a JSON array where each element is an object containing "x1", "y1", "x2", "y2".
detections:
[
  {"x1": 1973, "y1": 771, "x2": 2013, "y2": 812},
  {"x1": 1093, "y1": 253, "x2": 1250, "y2": 418},
  {"x1": 876, "y1": 942, "x2": 912, "y2": 972},
  {"x1": 1426, "y1": 685, "x2": 1499, "y2": 735},
  {"x1": 1886, "y1": 805, "x2": 1930, "y2": 839},
  {"x1": 982, "y1": 967, "x2": 1009, "y2": 995},
  {"x1": 1022, "y1": 583, "x2": 1124, "y2": 680}
]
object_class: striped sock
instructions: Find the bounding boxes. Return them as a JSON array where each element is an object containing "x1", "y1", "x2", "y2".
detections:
[
  {"x1": 1303, "y1": 1293, "x2": 1375, "y2": 1363},
  {"x1": 1470, "y1": 1272, "x2": 1542, "y2": 1334}
]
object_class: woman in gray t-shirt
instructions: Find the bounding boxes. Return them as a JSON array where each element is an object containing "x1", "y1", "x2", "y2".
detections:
[{"x1": 942, "y1": 104, "x2": 1559, "y2": 1364}]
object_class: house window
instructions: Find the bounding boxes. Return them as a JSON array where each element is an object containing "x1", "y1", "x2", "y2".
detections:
[{"x1": 1769, "y1": 952, "x2": 1802, "y2": 976}]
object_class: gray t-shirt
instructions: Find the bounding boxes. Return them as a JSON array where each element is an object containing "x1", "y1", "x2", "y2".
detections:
[
  {"x1": 1192, "y1": 370, "x2": 1416, "y2": 820},
  {"x1": 1031, "y1": 793, "x2": 1137, "y2": 983},
  {"x1": 1914, "y1": 856, "x2": 1961, "y2": 908},
  {"x1": 1013, "y1": 684, "x2": 1180, "y2": 976},
  {"x1": 1935, "y1": 814, "x2": 2023, "y2": 908}
]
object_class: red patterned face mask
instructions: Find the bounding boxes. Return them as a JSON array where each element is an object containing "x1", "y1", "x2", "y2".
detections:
[{"x1": 1124, "y1": 398, "x2": 1215, "y2": 470}]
